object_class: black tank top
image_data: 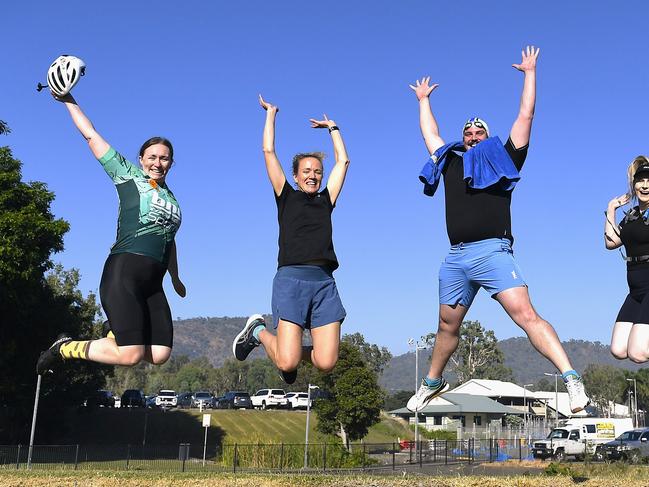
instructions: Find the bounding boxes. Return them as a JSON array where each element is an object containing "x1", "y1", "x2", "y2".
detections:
[
  {"x1": 620, "y1": 207, "x2": 649, "y2": 269},
  {"x1": 275, "y1": 181, "x2": 338, "y2": 270}
]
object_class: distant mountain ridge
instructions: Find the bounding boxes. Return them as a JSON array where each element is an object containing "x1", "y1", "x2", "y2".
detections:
[{"x1": 172, "y1": 317, "x2": 641, "y2": 391}]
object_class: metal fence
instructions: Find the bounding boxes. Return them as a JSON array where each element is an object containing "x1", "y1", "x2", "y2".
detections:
[{"x1": 0, "y1": 439, "x2": 543, "y2": 472}]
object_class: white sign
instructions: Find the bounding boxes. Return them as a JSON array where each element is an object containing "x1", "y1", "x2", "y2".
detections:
[{"x1": 202, "y1": 414, "x2": 211, "y2": 427}]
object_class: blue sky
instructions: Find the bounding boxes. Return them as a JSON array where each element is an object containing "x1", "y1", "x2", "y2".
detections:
[{"x1": 3, "y1": 1, "x2": 649, "y2": 355}]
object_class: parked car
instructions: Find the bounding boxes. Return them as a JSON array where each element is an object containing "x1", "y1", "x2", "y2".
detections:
[
  {"x1": 155, "y1": 390, "x2": 177, "y2": 408},
  {"x1": 84, "y1": 390, "x2": 115, "y2": 408},
  {"x1": 251, "y1": 389, "x2": 288, "y2": 409},
  {"x1": 121, "y1": 389, "x2": 145, "y2": 408},
  {"x1": 218, "y1": 391, "x2": 252, "y2": 409},
  {"x1": 286, "y1": 392, "x2": 310, "y2": 410},
  {"x1": 192, "y1": 391, "x2": 214, "y2": 409},
  {"x1": 177, "y1": 392, "x2": 193, "y2": 409},
  {"x1": 599, "y1": 428, "x2": 649, "y2": 463}
]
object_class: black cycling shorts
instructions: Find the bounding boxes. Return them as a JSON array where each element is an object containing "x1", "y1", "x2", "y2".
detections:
[
  {"x1": 99, "y1": 252, "x2": 173, "y2": 347},
  {"x1": 616, "y1": 267, "x2": 649, "y2": 324}
]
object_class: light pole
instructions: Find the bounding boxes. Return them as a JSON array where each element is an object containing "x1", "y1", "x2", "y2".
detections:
[
  {"x1": 408, "y1": 338, "x2": 427, "y2": 458},
  {"x1": 304, "y1": 384, "x2": 319, "y2": 469},
  {"x1": 544, "y1": 372, "x2": 560, "y2": 428},
  {"x1": 627, "y1": 378, "x2": 638, "y2": 427},
  {"x1": 522, "y1": 384, "x2": 533, "y2": 433}
]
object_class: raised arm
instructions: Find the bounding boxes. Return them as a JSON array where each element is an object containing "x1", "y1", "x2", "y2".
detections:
[
  {"x1": 409, "y1": 77, "x2": 445, "y2": 155},
  {"x1": 509, "y1": 46, "x2": 539, "y2": 149},
  {"x1": 604, "y1": 194, "x2": 629, "y2": 249},
  {"x1": 56, "y1": 94, "x2": 110, "y2": 159},
  {"x1": 167, "y1": 240, "x2": 186, "y2": 297},
  {"x1": 310, "y1": 115, "x2": 350, "y2": 206},
  {"x1": 259, "y1": 94, "x2": 286, "y2": 196}
]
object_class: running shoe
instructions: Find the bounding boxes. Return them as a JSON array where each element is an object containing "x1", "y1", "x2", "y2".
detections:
[
  {"x1": 406, "y1": 378, "x2": 449, "y2": 412},
  {"x1": 565, "y1": 374, "x2": 590, "y2": 413},
  {"x1": 279, "y1": 368, "x2": 297, "y2": 385},
  {"x1": 36, "y1": 333, "x2": 72, "y2": 375},
  {"x1": 233, "y1": 314, "x2": 265, "y2": 361}
]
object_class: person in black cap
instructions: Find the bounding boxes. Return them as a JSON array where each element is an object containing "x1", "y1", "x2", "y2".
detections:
[{"x1": 605, "y1": 155, "x2": 649, "y2": 363}]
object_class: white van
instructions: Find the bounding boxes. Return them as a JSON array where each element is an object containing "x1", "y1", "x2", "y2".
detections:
[{"x1": 532, "y1": 418, "x2": 633, "y2": 461}]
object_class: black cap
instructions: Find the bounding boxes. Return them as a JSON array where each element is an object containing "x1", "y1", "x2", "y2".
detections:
[{"x1": 634, "y1": 164, "x2": 649, "y2": 178}]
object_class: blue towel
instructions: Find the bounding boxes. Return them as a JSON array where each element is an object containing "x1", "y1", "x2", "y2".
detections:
[{"x1": 419, "y1": 136, "x2": 521, "y2": 197}]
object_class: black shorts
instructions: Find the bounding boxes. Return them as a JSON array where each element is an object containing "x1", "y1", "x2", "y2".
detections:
[
  {"x1": 99, "y1": 252, "x2": 173, "y2": 347},
  {"x1": 616, "y1": 267, "x2": 649, "y2": 324}
]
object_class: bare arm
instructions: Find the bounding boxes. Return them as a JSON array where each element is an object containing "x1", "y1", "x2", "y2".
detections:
[
  {"x1": 509, "y1": 46, "x2": 539, "y2": 149},
  {"x1": 605, "y1": 195, "x2": 629, "y2": 250},
  {"x1": 56, "y1": 94, "x2": 110, "y2": 159},
  {"x1": 167, "y1": 240, "x2": 186, "y2": 297},
  {"x1": 259, "y1": 95, "x2": 286, "y2": 196},
  {"x1": 409, "y1": 77, "x2": 445, "y2": 155},
  {"x1": 307, "y1": 115, "x2": 349, "y2": 206}
]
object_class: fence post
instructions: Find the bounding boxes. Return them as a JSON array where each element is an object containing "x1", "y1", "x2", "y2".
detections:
[
  {"x1": 469, "y1": 438, "x2": 472, "y2": 464},
  {"x1": 409, "y1": 440, "x2": 413, "y2": 463},
  {"x1": 433, "y1": 439, "x2": 436, "y2": 463},
  {"x1": 279, "y1": 443, "x2": 283, "y2": 472},
  {"x1": 392, "y1": 442, "x2": 395, "y2": 470},
  {"x1": 322, "y1": 443, "x2": 326, "y2": 472},
  {"x1": 419, "y1": 440, "x2": 423, "y2": 468},
  {"x1": 74, "y1": 444, "x2": 79, "y2": 470},
  {"x1": 519, "y1": 439, "x2": 522, "y2": 461},
  {"x1": 126, "y1": 444, "x2": 130, "y2": 470},
  {"x1": 16, "y1": 444, "x2": 21, "y2": 470},
  {"x1": 444, "y1": 440, "x2": 448, "y2": 465},
  {"x1": 489, "y1": 439, "x2": 492, "y2": 462},
  {"x1": 233, "y1": 444, "x2": 238, "y2": 474},
  {"x1": 362, "y1": 443, "x2": 366, "y2": 471}
]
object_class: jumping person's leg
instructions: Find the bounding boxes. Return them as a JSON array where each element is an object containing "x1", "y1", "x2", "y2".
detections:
[
  {"x1": 407, "y1": 246, "x2": 475, "y2": 412},
  {"x1": 496, "y1": 287, "x2": 573, "y2": 373},
  {"x1": 309, "y1": 321, "x2": 341, "y2": 373},
  {"x1": 611, "y1": 322, "x2": 633, "y2": 359},
  {"x1": 260, "y1": 320, "x2": 304, "y2": 372},
  {"x1": 627, "y1": 324, "x2": 649, "y2": 363}
]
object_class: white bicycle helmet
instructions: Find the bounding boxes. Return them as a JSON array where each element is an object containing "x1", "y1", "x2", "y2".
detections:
[{"x1": 47, "y1": 55, "x2": 86, "y2": 97}]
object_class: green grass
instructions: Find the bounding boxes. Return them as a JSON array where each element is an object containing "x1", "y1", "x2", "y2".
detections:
[{"x1": 55, "y1": 408, "x2": 413, "y2": 446}]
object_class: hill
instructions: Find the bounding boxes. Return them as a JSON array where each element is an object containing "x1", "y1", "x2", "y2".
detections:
[
  {"x1": 379, "y1": 337, "x2": 643, "y2": 392},
  {"x1": 172, "y1": 316, "x2": 642, "y2": 392}
]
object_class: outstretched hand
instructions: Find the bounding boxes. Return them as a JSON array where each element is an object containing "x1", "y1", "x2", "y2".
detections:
[
  {"x1": 609, "y1": 194, "x2": 630, "y2": 210},
  {"x1": 309, "y1": 114, "x2": 336, "y2": 130},
  {"x1": 259, "y1": 94, "x2": 279, "y2": 113},
  {"x1": 512, "y1": 45, "x2": 540, "y2": 72},
  {"x1": 409, "y1": 76, "x2": 439, "y2": 101}
]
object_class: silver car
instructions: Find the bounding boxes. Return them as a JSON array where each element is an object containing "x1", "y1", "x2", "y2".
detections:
[{"x1": 600, "y1": 428, "x2": 649, "y2": 463}]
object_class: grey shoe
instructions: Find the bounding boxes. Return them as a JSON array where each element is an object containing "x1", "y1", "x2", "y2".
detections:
[
  {"x1": 406, "y1": 378, "x2": 449, "y2": 412},
  {"x1": 233, "y1": 314, "x2": 264, "y2": 361}
]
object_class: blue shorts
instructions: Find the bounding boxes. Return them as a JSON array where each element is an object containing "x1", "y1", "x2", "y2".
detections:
[
  {"x1": 271, "y1": 265, "x2": 346, "y2": 330},
  {"x1": 439, "y1": 238, "x2": 526, "y2": 307}
]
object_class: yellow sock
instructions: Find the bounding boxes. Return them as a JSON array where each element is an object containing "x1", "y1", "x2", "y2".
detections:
[
  {"x1": 106, "y1": 330, "x2": 115, "y2": 340},
  {"x1": 60, "y1": 340, "x2": 91, "y2": 360}
]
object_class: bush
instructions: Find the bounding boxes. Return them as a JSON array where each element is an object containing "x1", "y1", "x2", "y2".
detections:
[{"x1": 409, "y1": 426, "x2": 456, "y2": 440}]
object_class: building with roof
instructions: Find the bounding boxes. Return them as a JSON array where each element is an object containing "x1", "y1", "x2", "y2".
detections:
[{"x1": 390, "y1": 392, "x2": 521, "y2": 431}]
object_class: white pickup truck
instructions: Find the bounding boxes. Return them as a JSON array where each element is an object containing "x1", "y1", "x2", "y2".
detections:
[
  {"x1": 251, "y1": 389, "x2": 288, "y2": 409},
  {"x1": 532, "y1": 418, "x2": 633, "y2": 461},
  {"x1": 155, "y1": 390, "x2": 177, "y2": 408}
]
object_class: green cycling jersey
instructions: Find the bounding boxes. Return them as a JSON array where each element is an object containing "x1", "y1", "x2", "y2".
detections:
[{"x1": 99, "y1": 147, "x2": 181, "y2": 266}]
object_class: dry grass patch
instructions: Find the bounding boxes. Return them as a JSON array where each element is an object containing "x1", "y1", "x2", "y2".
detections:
[{"x1": 2, "y1": 471, "x2": 649, "y2": 487}]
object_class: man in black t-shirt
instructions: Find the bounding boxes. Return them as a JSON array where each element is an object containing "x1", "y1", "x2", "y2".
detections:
[{"x1": 407, "y1": 46, "x2": 590, "y2": 414}]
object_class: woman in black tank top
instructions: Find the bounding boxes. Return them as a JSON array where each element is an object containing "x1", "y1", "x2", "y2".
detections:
[
  {"x1": 232, "y1": 95, "x2": 351, "y2": 384},
  {"x1": 605, "y1": 155, "x2": 649, "y2": 363}
]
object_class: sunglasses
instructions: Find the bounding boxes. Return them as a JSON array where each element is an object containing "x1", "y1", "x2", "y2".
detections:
[{"x1": 463, "y1": 120, "x2": 486, "y2": 131}]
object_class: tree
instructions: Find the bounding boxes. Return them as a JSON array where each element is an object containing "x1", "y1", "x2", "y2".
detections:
[
  {"x1": 384, "y1": 390, "x2": 412, "y2": 411},
  {"x1": 582, "y1": 364, "x2": 626, "y2": 417},
  {"x1": 315, "y1": 341, "x2": 384, "y2": 449},
  {"x1": 423, "y1": 320, "x2": 513, "y2": 384},
  {"x1": 0, "y1": 120, "x2": 10, "y2": 135},
  {"x1": 0, "y1": 144, "x2": 108, "y2": 442},
  {"x1": 342, "y1": 333, "x2": 392, "y2": 375}
]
